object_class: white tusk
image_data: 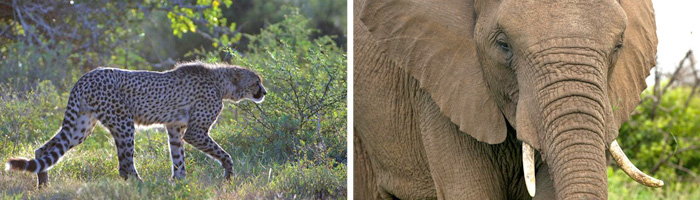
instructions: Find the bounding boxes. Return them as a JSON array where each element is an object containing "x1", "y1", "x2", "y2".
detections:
[
  {"x1": 609, "y1": 140, "x2": 664, "y2": 187},
  {"x1": 522, "y1": 143, "x2": 536, "y2": 197}
]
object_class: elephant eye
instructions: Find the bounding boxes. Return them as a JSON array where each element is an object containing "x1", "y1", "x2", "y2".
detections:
[
  {"x1": 613, "y1": 36, "x2": 624, "y2": 52},
  {"x1": 495, "y1": 32, "x2": 513, "y2": 62},
  {"x1": 498, "y1": 41, "x2": 511, "y2": 51},
  {"x1": 496, "y1": 32, "x2": 511, "y2": 51},
  {"x1": 496, "y1": 40, "x2": 513, "y2": 61},
  {"x1": 613, "y1": 43, "x2": 623, "y2": 52}
]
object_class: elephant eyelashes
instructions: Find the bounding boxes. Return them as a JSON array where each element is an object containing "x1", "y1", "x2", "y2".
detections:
[
  {"x1": 613, "y1": 43, "x2": 623, "y2": 52},
  {"x1": 609, "y1": 40, "x2": 624, "y2": 66},
  {"x1": 496, "y1": 40, "x2": 513, "y2": 62},
  {"x1": 495, "y1": 33, "x2": 513, "y2": 62},
  {"x1": 613, "y1": 36, "x2": 624, "y2": 53},
  {"x1": 498, "y1": 41, "x2": 510, "y2": 51}
]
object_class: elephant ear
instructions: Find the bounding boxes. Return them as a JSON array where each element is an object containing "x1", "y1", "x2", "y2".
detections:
[
  {"x1": 607, "y1": 0, "x2": 658, "y2": 142},
  {"x1": 359, "y1": 0, "x2": 508, "y2": 144}
]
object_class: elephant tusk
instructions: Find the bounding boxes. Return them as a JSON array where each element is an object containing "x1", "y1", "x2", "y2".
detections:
[
  {"x1": 522, "y1": 143, "x2": 536, "y2": 197},
  {"x1": 609, "y1": 140, "x2": 664, "y2": 187}
]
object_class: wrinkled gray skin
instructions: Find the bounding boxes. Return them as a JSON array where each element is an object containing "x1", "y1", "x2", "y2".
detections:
[{"x1": 354, "y1": 0, "x2": 657, "y2": 199}]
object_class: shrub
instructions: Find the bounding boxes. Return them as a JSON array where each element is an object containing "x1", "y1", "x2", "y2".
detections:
[
  {"x1": 617, "y1": 85, "x2": 700, "y2": 182},
  {"x1": 224, "y1": 8, "x2": 347, "y2": 166},
  {"x1": 0, "y1": 81, "x2": 68, "y2": 155}
]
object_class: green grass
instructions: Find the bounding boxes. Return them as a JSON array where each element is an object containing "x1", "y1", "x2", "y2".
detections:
[
  {"x1": 0, "y1": 83, "x2": 346, "y2": 199},
  {"x1": 608, "y1": 166, "x2": 700, "y2": 199},
  {"x1": 0, "y1": 127, "x2": 346, "y2": 199}
]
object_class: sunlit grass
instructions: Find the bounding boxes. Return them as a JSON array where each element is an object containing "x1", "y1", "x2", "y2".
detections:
[
  {"x1": 608, "y1": 166, "x2": 700, "y2": 200},
  {"x1": 0, "y1": 83, "x2": 346, "y2": 199},
  {"x1": 0, "y1": 125, "x2": 346, "y2": 199}
]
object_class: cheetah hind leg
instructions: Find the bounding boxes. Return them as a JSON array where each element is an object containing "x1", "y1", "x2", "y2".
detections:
[
  {"x1": 99, "y1": 112, "x2": 141, "y2": 181},
  {"x1": 37, "y1": 111, "x2": 96, "y2": 187},
  {"x1": 6, "y1": 107, "x2": 97, "y2": 188}
]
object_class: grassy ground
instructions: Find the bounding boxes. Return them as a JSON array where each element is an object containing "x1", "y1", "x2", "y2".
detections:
[
  {"x1": 0, "y1": 83, "x2": 346, "y2": 199},
  {"x1": 1, "y1": 129, "x2": 346, "y2": 199},
  {"x1": 608, "y1": 166, "x2": 700, "y2": 199}
]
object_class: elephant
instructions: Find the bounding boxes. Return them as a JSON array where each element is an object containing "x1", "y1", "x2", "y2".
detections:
[{"x1": 354, "y1": 0, "x2": 663, "y2": 199}]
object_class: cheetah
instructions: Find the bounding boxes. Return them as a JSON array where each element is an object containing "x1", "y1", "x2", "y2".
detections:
[{"x1": 5, "y1": 61, "x2": 266, "y2": 187}]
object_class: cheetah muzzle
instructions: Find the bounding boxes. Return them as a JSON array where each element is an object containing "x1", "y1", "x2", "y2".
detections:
[{"x1": 5, "y1": 61, "x2": 267, "y2": 188}]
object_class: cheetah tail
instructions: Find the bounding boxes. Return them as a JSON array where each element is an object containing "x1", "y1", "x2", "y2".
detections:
[
  {"x1": 5, "y1": 157, "x2": 38, "y2": 172},
  {"x1": 6, "y1": 151, "x2": 67, "y2": 174}
]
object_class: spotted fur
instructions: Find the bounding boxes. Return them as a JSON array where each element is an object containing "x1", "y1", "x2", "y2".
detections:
[{"x1": 5, "y1": 61, "x2": 266, "y2": 186}]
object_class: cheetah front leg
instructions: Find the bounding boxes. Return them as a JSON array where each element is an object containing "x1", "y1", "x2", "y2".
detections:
[
  {"x1": 181, "y1": 100, "x2": 234, "y2": 180},
  {"x1": 166, "y1": 124, "x2": 187, "y2": 179},
  {"x1": 183, "y1": 127, "x2": 234, "y2": 180}
]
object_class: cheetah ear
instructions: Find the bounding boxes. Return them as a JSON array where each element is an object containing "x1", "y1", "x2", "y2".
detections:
[
  {"x1": 233, "y1": 71, "x2": 242, "y2": 84},
  {"x1": 225, "y1": 70, "x2": 239, "y2": 86}
]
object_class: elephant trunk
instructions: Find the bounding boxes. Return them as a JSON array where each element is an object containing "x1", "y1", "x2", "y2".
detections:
[
  {"x1": 540, "y1": 84, "x2": 608, "y2": 199},
  {"x1": 544, "y1": 122, "x2": 608, "y2": 199},
  {"x1": 517, "y1": 46, "x2": 664, "y2": 197},
  {"x1": 522, "y1": 47, "x2": 611, "y2": 199}
]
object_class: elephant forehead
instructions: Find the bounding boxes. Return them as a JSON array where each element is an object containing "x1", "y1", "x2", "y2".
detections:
[{"x1": 497, "y1": 0, "x2": 626, "y2": 48}]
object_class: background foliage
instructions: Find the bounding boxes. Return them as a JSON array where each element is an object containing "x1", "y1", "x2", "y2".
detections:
[
  {"x1": 610, "y1": 51, "x2": 700, "y2": 199},
  {"x1": 0, "y1": 0, "x2": 345, "y2": 199}
]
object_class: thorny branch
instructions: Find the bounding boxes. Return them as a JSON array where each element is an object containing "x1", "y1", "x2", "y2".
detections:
[
  {"x1": 649, "y1": 50, "x2": 697, "y2": 119},
  {"x1": 238, "y1": 103, "x2": 272, "y2": 132},
  {"x1": 668, "y1": 163, "x2": 700, "y2": 181},
  {"x1": 639, "y1": 50, "x2": 699, "y2": 178}
]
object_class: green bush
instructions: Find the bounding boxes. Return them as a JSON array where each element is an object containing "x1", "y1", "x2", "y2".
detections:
[
  {"x1": 268, "y1": 159, "x2": 347, "y2": 199},
  {"x1": 222, "y1": 0, "x2": 346, "y2": 50},
  {"x1": 225, "y1": 8, "x2": 347, "y2": 166},
  {"x1": 0, "y1": 81, "x2": 68, "y2": 153},
  {"x1": 0, "y1": 42, "x2": 80, "y2": 91},
  {"x1": 617, "y1": 85, "x2": 700, "y2": 182}
]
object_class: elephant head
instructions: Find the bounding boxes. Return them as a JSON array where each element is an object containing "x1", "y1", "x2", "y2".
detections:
[{"x1": 360, "y1": 0, "x2": 662, "y2": 198}]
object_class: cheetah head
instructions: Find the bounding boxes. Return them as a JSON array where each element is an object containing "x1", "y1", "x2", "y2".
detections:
[{"x1": 231, "y1": 69, "x2": 267, "y2": 103}]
